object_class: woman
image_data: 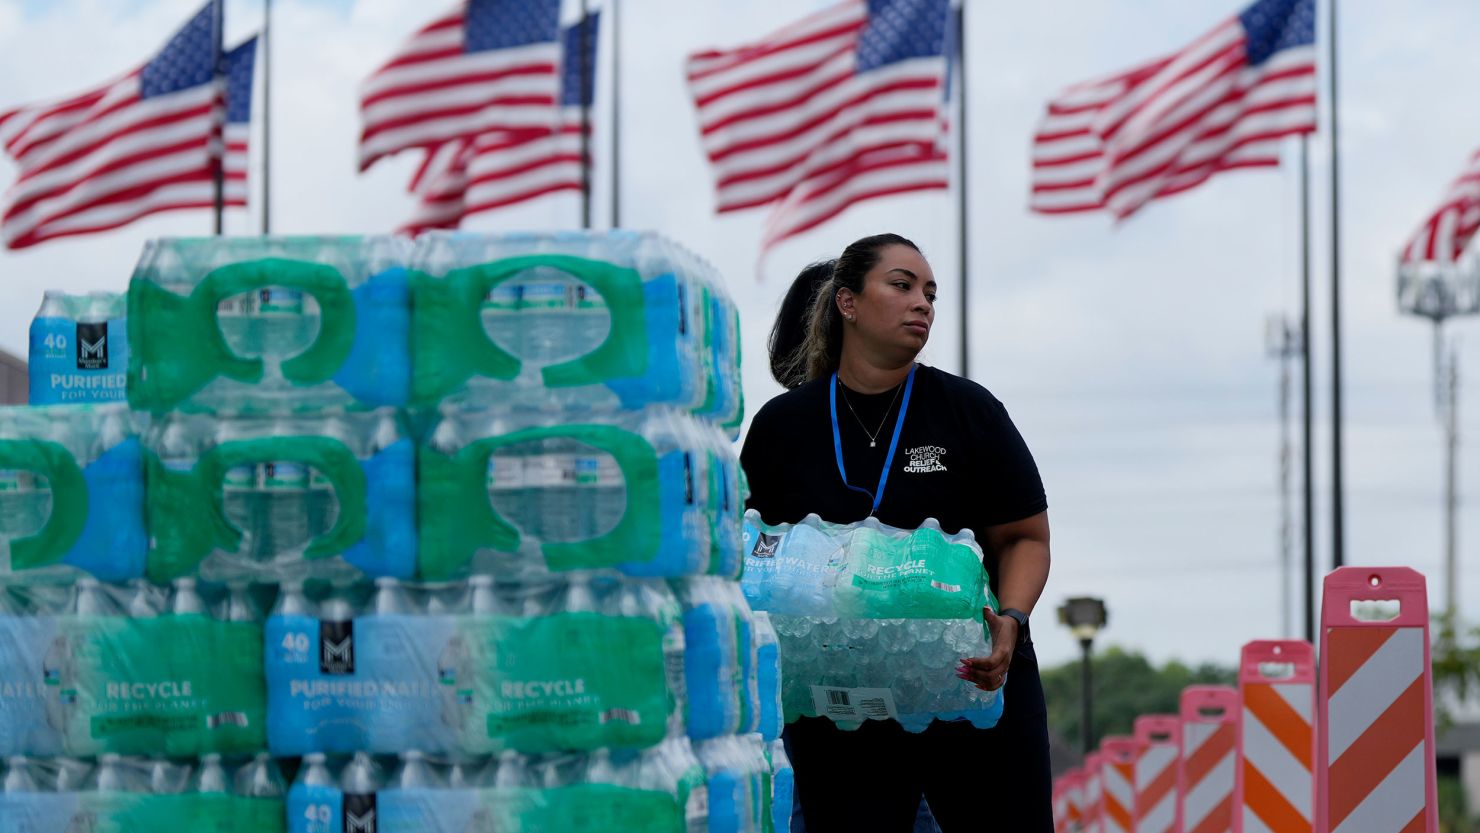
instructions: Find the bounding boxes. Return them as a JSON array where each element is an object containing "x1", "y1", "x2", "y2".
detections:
[{"x1": 742, "y1": 233, "x2": 1053, "y2": 832}]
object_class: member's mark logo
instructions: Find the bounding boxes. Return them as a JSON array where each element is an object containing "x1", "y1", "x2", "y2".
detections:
[{"x1": 751, "y1": 533, "x2": 781, "y2": 558}]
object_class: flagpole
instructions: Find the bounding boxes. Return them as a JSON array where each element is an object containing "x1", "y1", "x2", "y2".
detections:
[
  {"x1": 578, "y1": 0, "x2": 592, "y2": 230},
  {"x1": 211, "y1": 0, "x2": 225, "y2": 235},
  {"x1": 1300, "y1": 135, "x2": 1315, "y2": 644},
  {"x1": 609, "y1": 0, "x2": 621, "y2": 228},
  {"x1": 955, "y1": 1, "x2": 969, "y2": 380},
  {"x1": 261, "y1": 0, "x2": 272, "y2": 234},
  {"x1": 1328, "y1": 0, "x2": 1345, "y2": 568}
]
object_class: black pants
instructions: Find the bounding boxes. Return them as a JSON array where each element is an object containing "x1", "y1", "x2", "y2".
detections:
[{"x1": 783, "y1": 640, "x2": 1052, "y2": 833}]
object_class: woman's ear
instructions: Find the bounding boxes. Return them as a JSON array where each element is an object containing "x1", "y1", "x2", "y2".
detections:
[{"x1": 835, "y1": 288, "x2": 856, "y2": 322}]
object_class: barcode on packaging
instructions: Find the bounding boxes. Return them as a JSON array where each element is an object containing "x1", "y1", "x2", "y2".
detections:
[{"x1": 810, "y1": 685, "x2": 899, "y2": 721}]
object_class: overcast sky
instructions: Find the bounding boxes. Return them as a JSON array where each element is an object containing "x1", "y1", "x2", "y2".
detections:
[{"x1": 0, "y1": 0, "x2": 1475, "y2": 670}]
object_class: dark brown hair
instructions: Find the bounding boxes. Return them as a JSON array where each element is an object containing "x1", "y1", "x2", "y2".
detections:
[{"x1": 770, "y1": 233, "x2": 922, "y2": 386}]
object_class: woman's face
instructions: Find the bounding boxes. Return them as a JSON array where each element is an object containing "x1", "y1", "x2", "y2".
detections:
[{"x1": 837, "y1": 244, "x2": 937, "y2": 360}]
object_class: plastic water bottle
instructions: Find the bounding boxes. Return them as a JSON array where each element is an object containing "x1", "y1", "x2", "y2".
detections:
[
  {"x1": 389, "y1": 751, "x2": 441, "y2": 789},
  {"x1": 372, "y1": 577, "x2": 412, "y2": 615},
  {"x1": 168, "y1": 578, "x2": 208, "y2": 615},
  {"x1": 753, "y1": 612, "x2": 783, "y2": 742},
  {"x1": 149, "y1": 759, "x2": 190, "y2": 794},
  {"x1": 127, "y1": 580, "x2": 164, "y2": 618},
  {"x1": 3, "y1": 756, "x2": 36, "y2": 792},
  {"x1": 676, "y1": 577, "x2": 741, "y2": 740},
  {"x1": 216, "y1": 582, "x2": 260, "y2": 623},
  {"x1": 297, "y1": 754, "x2": 335, "y2": 791},
  {"x1": 696, "y1": 736, "x2": 756, "y2": 833},
  {"x1": 500, "y1": 752, "x2": 541, "y2": 794},
  {"x1": 216, "y1": 285, "x2": 320, "y2": 364},
  {"x1": 235, "y1": 753, "x2": 285, "y2": 797},
  {"x1": 288, "y1": 752, "x2": 338, "y2": 833},
  {"x1": 769, "y1": 740, "x2": 795, "y2": 833},
  {"x1": 339, "y1": 750, "x2": 382, "y2": 830},
  {"x1": 0, "y1": 456, "x2": 48, "y2": 547},
  {"x1": 192, "y1": 754, "x2": 230, "y2": 794},
  {"x1": 91, "y1": 754, "x2": 146, "y2": 793},
  {"x1": 263, "y1": 454, "x2": 312, "y2": 565},
  {"x1": 729, "y1": 584, "x2": 760, "y2": 736}
]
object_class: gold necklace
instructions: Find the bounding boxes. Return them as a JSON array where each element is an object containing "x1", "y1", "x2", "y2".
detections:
[{"x1": 838, "y1": 379, "x2": 904, "y2": 448}]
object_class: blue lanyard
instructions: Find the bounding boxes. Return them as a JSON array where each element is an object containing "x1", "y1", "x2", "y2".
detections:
[{"x1": 829, "y1": 365, "x2": 916, "y2": 516}]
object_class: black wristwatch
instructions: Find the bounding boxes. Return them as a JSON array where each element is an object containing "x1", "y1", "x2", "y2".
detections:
[{"x1": 999, "y1": 608, "x2": 1031, "y2": 647}]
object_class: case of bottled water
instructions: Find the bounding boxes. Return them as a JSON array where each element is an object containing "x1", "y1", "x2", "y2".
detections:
[
  {"x1": 0, "y1": 578, "x2": 267, "y2": 757},
  {"x1": 126, "y1": 236, "x2": 412, "y2": 415},
  {"x1": 143, "y1": 409, "x2": 415, "y2": 583},
  {"x1": 766, "y1": 739, "x2": 794, "y2": 833},
  {"x1": 741, "y1": 512, "x2": 990, "y2": 620},
  {"x1": 696, "y1": 734, "x2": 771, "y2": 833},
  {"x1": 0, "y1": 752, "x2": 285, "y2": 833},
  {"x1": 287, "y1": 738, "x2": 708, "y2": 833},
  {"x1": 693, "y1": 284, "x2": 745, "y2": 437},
  {"x1": 752, "y1": 611, "x2": 783, "y2": 743},
  {"x1": 418, "y1": 407, "x2": 738, "y2": 580},
  {"x1": 28, "y1": 291, "x2": 130, "y2": 405},
  {"x1": 741, "y1": 513, "x2": 1004, "y2": 733},
  {"x1": 675, "y1": 577, "x2": 767, "y2": 742},
  {"x1": 410, "y1": 231, "x2": 741, "y2": 423},
  {"x1": 0, "y1": 405, "x2": 145, "y2": 583},
  {"x1": 266, "y1": 573, "x2": 687, "y2": 757}
]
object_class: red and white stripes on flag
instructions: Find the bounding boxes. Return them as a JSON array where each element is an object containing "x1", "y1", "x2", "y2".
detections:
[
  {"x1": 357, "y1": 1, "x2": 562, "y2": 173},
  {"x1": 1400, "y1": 146, "x2": 1480, "y2": 266},
  {"x1": 686, "y1": 0, "x2": 951, "y2": 253},
  {"x1": 1030, "y1": 0, "x2": 1318, "y2": 219},
  {"x1": 399, "y1": 117, "x2": 585, "y2": 234},
  {"x1": 0, "y1": 4, "x2": 251, "y2": 250}
]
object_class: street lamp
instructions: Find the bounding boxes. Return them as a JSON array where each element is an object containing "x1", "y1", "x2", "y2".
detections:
[{"x1": 1058, "y1": 596, "x2": 1108, "y2": 755}]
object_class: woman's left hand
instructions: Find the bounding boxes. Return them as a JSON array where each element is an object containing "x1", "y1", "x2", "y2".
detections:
[{"x1": 956, "y1": 607, "x2": 1018, "y2": 692}]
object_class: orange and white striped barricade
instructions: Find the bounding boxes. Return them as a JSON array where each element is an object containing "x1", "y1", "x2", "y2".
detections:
[
  {"x1": 1101, "y1": 735, "x2": 1143, "y2": 833},
  {"x1": 1084, "y1": 752, "x2": 1106, "y2": 833},
  {"x1": 1179, "y1": 685, "x2": 1238, "y2": 833},
  {"x1": 1133, "y1": 715, "x2": 1182, "y2": 833},
  {"x1": 1065, "y1": 769, "x2": 1088, "y2": 833},
  {"x1": 1318, "y1": 567, "x2": 1438, "y2": 833},
  {"x1": 1236, "y1": 639, "x2": 1316, "y2": 833}
]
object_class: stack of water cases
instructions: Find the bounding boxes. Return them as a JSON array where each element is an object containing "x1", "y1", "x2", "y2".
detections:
[
  {"x1": 0, "y1": 405, "x2": 282, "y2": 831},
  {"x1": 741, "y1": 513, "x2": 1004, "y2": 733},
  {"x1": 366, "y1": 229, "x2": 782, "y2": 833},
  {"x1": 3, "y1": 230, "x2": 782, "y2": 833}
]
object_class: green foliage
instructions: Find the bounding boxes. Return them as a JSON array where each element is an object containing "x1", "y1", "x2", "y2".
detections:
[
  {"x1": 1432, "y1": 617, "x2": 1480, "y2": 833},
  {"x1": 1438, "y1": 774, "x2": 1476, "y2": 833},
  {"x1": 1040, "y1": 645, "x2": 1235, "y2": 752},
  {"x1": 1432, "y1": 615, "x2": 1480, "y2": 729}
]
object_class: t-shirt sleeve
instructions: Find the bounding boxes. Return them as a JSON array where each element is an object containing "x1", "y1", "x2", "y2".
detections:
[{"x1": 972, "y1": 397, "x2": 1048, "y2": 527}]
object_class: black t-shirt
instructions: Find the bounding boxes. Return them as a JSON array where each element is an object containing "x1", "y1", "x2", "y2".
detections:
[{"x1": 740, "y1": 364, "x2": 1047, "y2": 593}]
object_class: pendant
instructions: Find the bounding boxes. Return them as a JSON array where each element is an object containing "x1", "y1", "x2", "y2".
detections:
[{"x1": 870, "y1": 440, "x2": 877, "y2": 448}]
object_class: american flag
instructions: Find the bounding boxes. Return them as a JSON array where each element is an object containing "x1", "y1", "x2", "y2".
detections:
[
  {"x1": 686, "y1": 0, "x2": 951, "y2": 252},
  {"x1": 402, "y1": 12, "x2": 598, "y2": 234},
  {"x1": 222, "y1": 37, "x2": 258, "y2": 211},
  {"x1": 0, "y1": 3, "x2": 256, "y2": 250},
  {"x1": 358, "y1": 0, "x2": 564, "y2": 173},
  {"x1": 1400, "y1": 147, "x2": 1480, "y2": 267},
  {"x1": 1030, "y1": 0, "x2": 1317, "y2": 219}
]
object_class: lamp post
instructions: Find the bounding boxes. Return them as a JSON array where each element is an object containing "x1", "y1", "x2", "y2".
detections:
[
  {"x1": 1058, "y1": 596, "x2": 1108, "y2": 756},
  {"x1": 1396, "y1": 259, "x2": 1478, "y2": 625}
]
